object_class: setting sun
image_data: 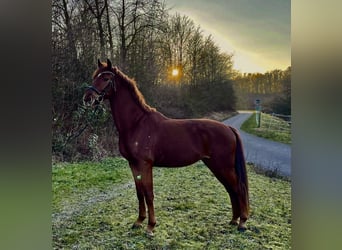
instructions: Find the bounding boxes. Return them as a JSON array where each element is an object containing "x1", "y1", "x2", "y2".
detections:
[{"x1": 171, "y1": 68, "x2": 179, "y2": 77}]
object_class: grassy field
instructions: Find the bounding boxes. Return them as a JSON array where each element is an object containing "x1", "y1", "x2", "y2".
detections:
[
  {"x1": 241, "y1": 112, "x2": 291, "y2": 144},
  {"x1": 53, "y1": 158, "x2": 291, "y2": 249}
]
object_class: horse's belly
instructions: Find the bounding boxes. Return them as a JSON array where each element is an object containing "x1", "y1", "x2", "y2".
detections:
[
  {"x1": 154, "y1": 157, "x2": 200, "y2": 167},
  {"x1": 154, "y1": 146, "x2": 204, "y2": 167}
]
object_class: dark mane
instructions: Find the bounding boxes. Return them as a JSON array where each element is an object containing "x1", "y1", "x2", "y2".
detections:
[{"x1": 93, "y1": 64, "x2": 156, "y2": 113}]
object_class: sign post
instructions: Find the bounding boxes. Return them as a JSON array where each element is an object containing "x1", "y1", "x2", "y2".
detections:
[{"x1": 255, "y1": 99, "x2": 261, "y2": 128}]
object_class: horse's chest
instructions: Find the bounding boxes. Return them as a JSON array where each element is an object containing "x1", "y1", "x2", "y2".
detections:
[{"x1": 119, "y1": 135, "x2": 154, "y2": 160}]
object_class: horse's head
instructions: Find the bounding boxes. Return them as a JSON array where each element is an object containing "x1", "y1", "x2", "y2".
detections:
[{"x1": 83, "y1": 58, "x2": 116, "y2": 106}]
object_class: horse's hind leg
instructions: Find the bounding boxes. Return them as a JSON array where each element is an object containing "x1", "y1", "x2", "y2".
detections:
[{"x1": 203, "y1": 158, "x2": 246, "y2": 230}]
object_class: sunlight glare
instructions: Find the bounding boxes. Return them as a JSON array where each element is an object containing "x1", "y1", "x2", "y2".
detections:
[{"x1": 172, "y1": 68, "x2": 179, "y2": 77}]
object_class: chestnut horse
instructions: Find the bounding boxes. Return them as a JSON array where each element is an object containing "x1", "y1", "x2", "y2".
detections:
[{"x1": 83, "y1": 59, "x2": 249, "y2": 236}]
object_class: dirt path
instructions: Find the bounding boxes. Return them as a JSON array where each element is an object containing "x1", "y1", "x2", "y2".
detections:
[
  {"x1": 52, "y1": 181, "x2": 134, "y2": 227},
  {"x1": 223, "y1": 111, "x2": 291, "y2": 177}
]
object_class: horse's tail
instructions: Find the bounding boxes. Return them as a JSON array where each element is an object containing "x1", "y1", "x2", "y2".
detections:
[{"x1": 230, "y1": 126, "x2": 249, "y2": 212}]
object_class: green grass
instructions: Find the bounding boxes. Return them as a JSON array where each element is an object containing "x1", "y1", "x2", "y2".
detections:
[
  {"x1": 241, "y1": 112, "x2": 291, "y2": 144},
  {"x1": 52, "y1": 158, "x2": 131, "y2": 213},
  {"x1": 53, "y1": 157, "x2": 291, "y2": 249}
]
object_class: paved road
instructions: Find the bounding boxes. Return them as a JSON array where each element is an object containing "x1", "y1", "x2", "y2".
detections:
[{"x1": 223, "y1": 111, "x2": 291, "y2": 177}]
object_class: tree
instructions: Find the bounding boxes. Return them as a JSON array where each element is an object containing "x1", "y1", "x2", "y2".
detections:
[
  {"x1": 83, "y1": 0, "x2": 107, "y2": 59},
  {"x1": 232, "y1": 67, "x2": 291, "y2": 111},
  {"x1": 186, "y1": 27, "x2": 204, "y2": 83},
  {"x1": 104, "y1": 0, "x2": 114, "y2": 59},
  {"x1": 111, "y1": 0, "x2": 167, "y2": 71},
  {"x1": 270, "y1": 66, "x2": 291, "y2": 114}
]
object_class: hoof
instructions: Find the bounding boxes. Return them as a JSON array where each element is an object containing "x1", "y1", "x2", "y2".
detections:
[
  {"x1": 132, "y1": 223, "x2": 143, "y2": 229},
  {"x1": 146, "y1": 224, "x2": 155, "y2": 237},
  {"x1": 238, "y1": 225, "x2": 247, "y2": 232},
  {"x1": 237, "y1": 217, "x2": 247, "y2": 232},
  {"x1": 229, "y1": 219, "x2": 239, "y2": 226},
  {"x1": 145, "y1": 230, "x2": 154, "y2": 237}
]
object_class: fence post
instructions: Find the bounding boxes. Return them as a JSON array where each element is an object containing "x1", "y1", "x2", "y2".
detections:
[{"x1": 255, "y1": 99, "x2": 261, "y2": 128}]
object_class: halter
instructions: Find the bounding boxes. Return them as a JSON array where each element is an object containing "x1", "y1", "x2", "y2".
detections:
[{"x1": 87, "y1": 71, "x2": 116, "y2": 101}]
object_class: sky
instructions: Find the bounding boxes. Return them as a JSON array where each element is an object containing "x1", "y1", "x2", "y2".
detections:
[{"x1": 165, "y1": 0, "x2": 291, "y2": 73}]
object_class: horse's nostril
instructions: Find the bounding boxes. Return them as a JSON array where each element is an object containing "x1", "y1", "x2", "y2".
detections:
[{"x1": 83, "y1": 94, "x2": 93, "y2": 106}]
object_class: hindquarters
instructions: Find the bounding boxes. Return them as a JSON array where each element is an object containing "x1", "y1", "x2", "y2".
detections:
[{"x1": 202, "y1": 125, "x2": 249, "y2": 231}]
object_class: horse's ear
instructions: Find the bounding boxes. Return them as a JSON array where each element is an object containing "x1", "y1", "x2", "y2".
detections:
[
  {"x1": 106, "y1": 58, "x2": 112, "y2": 69},
  {"x1": 98, "y1": 59, "x2": 103, "y2": 68}
]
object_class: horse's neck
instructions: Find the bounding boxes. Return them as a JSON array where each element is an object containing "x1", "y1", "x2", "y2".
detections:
[{"x1": 109, "y1": 88, "x2": 146, "y2": 134}]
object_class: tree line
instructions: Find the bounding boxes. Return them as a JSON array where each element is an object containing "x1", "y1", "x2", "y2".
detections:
[
  {"x1": 232, "y1": 67, "x2": 291, "y2": 114},
  {"x1": 52, "y1": 0, "x2": 290, "y2": 161}
]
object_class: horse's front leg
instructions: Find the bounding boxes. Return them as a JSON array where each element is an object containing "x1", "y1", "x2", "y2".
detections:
[
  {"x1": 131, "y1": 172, "x2": 146, "y2": 229},
  {"x1": 130, "y1": 161, "x2": 156, "y2": 236}
]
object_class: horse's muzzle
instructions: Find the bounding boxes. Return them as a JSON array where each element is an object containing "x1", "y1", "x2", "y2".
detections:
[{"x1": 83, "y1": 91, "x2": 101, "y2": 107}]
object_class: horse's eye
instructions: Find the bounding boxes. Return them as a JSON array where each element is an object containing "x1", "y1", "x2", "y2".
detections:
[{"x1": 103, "y1": 77, "x2": 109, "y2": 81}]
